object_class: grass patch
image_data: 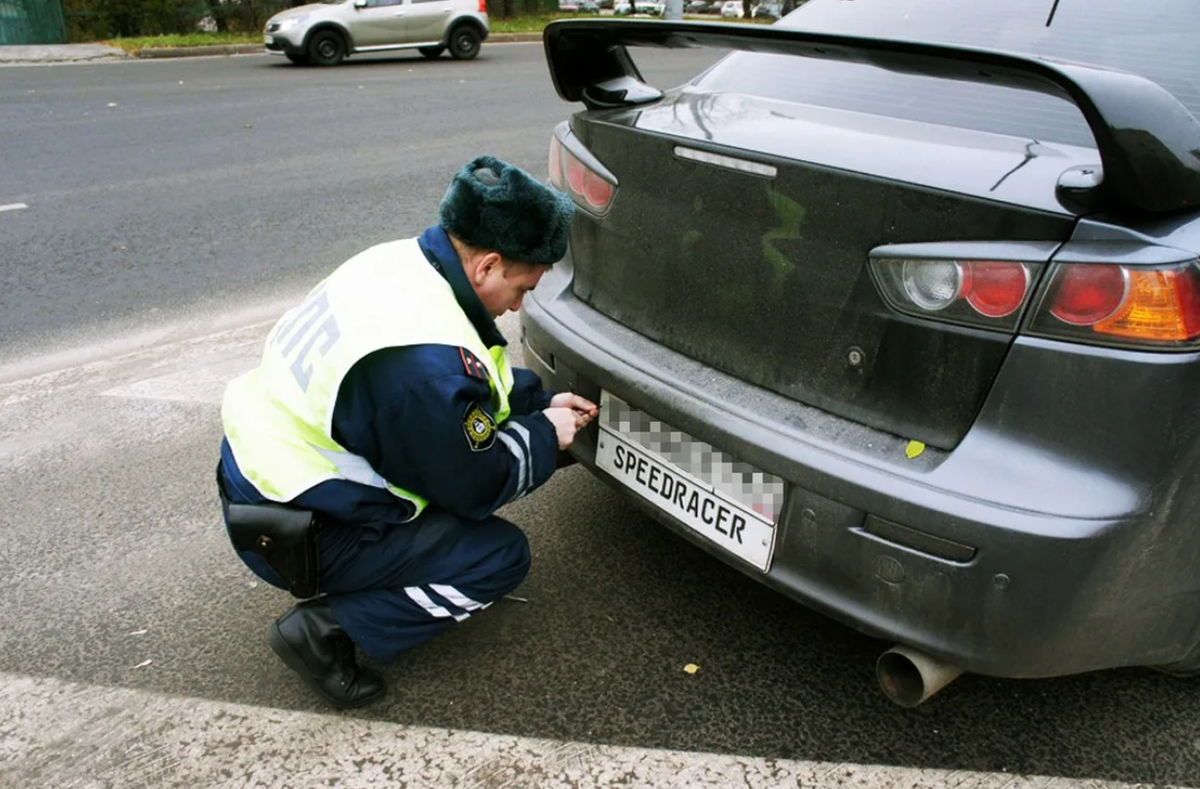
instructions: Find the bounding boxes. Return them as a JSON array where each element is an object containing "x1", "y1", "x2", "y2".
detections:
[
  {"x1": 101, "y1": 32, "x2": 261, "y2": 54},
  {"x1": 489, "y1": 12, "x2": 595, "y2": 33}
]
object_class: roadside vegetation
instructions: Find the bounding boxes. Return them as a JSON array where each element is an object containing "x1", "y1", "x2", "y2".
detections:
[
  {"x1": 101, "y1": 32, "x2": 263, "y2": 53},
  {"x1": 95, "y1": 11, "x2": 766, "y2": 51}
]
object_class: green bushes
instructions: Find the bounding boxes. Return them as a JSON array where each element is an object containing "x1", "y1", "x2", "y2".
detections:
[{"x1": 64, "y1": 0, "x2": 299, "y2": 41}]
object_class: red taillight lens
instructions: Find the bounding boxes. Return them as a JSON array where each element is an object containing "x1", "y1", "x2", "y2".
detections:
[
  {"x1": 963, "y1": 261, "x2": 1030, "y2": 319},
  {"x1": 548, "y1": 132, "x2": 616, "y2": 214},
  {"x1": 478, "y1": 0, "x2": 487, "y2": 12},
  {"x1": 1047, "y1": 264, "x2": 1127, "y2": 326},
  {"x1": 581, "y1": 168, "x2": 613, "y2": 209},
  {"x1": 565, "y1": 149, "x2": 587, "y2": 196}
]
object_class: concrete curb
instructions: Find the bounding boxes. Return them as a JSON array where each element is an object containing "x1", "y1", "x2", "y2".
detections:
[
  {"x1": 132, "y1": 32, "x2": 543, "y2": 59},
  {"x1": 0, "y1": 43, "x2": 128, "y2": 63},
  {"x1": 135, "y1": 43, "x2": 262, "y2": 58}
]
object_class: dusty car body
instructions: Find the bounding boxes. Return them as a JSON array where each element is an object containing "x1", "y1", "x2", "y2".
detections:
[{"x1": 521, "y1": 0, "x2": 1200, "y2": 704}]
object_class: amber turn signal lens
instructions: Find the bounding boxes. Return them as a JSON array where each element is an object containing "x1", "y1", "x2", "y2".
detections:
[{"x1": 1094, "y1": 268, "x2": 1200, "y2": 343}]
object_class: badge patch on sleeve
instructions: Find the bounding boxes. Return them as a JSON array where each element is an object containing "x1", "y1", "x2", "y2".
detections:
[
  {"x1": 460, "y1": 348, "x2": 490, "y2": 382},
  {"x1": 462, "y1": 402, "x2": 497, "y2": 452}
]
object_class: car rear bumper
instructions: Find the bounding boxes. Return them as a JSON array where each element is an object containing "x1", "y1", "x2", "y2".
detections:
[{"x1": 520, "y1": 257, "x2": 1200, "y2": 679}]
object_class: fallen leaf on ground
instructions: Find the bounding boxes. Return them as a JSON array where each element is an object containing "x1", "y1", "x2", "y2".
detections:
[
  {"x1": 683, "y1": 663, "x2": 699, "y2": 675},
  {"x1": 905, "y1": 440, "x2": 926, "y2": 459}
]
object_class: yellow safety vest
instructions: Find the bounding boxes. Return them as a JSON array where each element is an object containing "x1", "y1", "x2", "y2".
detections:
[{"x1": 221, "y1": 238, "x2": 514, "y2": 519}]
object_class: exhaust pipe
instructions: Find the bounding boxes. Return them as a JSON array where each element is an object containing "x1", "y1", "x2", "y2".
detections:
[{"x1": 876, "y1": 645, "x2": 963, "y2": 707}]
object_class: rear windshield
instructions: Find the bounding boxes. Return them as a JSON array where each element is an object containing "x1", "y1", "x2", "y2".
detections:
[{"x1": 693, "y1": 0, "x2": 1200, "y2": 147}]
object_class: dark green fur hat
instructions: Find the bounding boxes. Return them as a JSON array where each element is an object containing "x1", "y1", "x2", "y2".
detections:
[{"x1": 439, "y1": 155, "x2": 575, "y2": 266}]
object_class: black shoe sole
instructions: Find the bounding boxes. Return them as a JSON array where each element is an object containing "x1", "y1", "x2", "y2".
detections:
[{"x1": 268, "y1": 621, "x2": 385, "y2": 710}]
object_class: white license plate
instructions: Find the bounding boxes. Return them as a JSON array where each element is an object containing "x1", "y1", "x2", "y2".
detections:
[
  {"x1": 596, "y1": 426, "x2": 776, "y2": 571},
  {"x1": 264, "y1": 34, "x2": 274, "y2": 44}
]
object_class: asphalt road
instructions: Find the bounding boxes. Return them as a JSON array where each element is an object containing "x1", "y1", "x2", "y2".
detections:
[
  {"x1": 0, "y1": 43, "x2": 709, "y2": 360},
  {"x1": 1, "y1": 46, "x2": 1199, "y2": 787}
]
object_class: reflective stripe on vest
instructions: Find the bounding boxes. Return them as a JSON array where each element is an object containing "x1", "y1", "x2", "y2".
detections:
[{"x1": 221, "y1": 238, "x2": 514, "y2": 516}]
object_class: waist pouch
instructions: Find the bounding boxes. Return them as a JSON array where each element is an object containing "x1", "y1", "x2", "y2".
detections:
[{"x1": 218, "y1": 475, "x2": 321, "y2": 599}]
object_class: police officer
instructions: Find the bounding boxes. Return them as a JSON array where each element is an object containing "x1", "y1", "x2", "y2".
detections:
[{"x1": 217, "y1": 156, "x2": 598, "y2": 708}]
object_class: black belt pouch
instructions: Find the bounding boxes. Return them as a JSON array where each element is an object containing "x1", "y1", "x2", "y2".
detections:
[{"x1": 222, "y1": 493, "x2": 321, "y2": 600}]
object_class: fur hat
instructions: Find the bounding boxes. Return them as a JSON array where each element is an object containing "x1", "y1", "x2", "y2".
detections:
[{"x1": 439, "y1": 155, "x2": 575, "y2": 266}]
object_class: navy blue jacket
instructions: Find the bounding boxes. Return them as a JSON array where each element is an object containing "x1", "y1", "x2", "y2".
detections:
[{"x1": 219, "y1": 226, "x2": 558, "y2": 527}]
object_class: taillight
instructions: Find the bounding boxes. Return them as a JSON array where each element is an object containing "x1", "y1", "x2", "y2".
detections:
[
  {"x1": 1031, "y1": 261, "x2": 1200, "y2": 346},
  {"x1": 478, "y1": 0, "x2": 487, "y2": 12},
  {"x1": 964, "y1": 260, "x2": 1030, "y2": 319},
  {"x1": 547, "y1": 131, "x2": 616, "y2": 214},
  {"x1": 1046, "y1": 265, "x2": 1127, "y2": 326},
  {"x1": 873, "y1": 258, "x2": 1034, "y2": 330}
]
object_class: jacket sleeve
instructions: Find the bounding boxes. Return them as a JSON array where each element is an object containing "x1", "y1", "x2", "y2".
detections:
[
  {"x1": 507, "y1": 366, "x2": 555, "y2": 416},
  {"x1": 346, "y1": 346, "x2": 559, "y2": 521}
]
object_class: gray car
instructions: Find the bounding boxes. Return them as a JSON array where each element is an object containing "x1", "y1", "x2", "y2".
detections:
[
  {"x1": 263, "y1": 0, "x2": 489, "y2": 66},
  {"x1": 524, "y1": 0, "x2": 1200, "y2": 706}
]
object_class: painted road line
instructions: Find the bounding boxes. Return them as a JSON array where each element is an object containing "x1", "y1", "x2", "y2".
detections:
[
  {"x1": 0, "y1": 202, "x2": 28, "y2": 213},
  {"x1": 0, "y1": 672, "x2": 1181, "y2": 789}
]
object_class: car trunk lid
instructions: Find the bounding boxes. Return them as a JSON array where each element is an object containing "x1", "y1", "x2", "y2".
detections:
[
  {"x1": 543, "y1": 18, "x2": 1200, "y2": 448},
  {"x1": 567, "y1": 101, "x2": 1082, "y2": 448}
]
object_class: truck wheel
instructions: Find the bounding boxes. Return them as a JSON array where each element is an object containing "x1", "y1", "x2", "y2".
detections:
[
  {"x1": 308, "y1": 30, "x2": 346, "y2": 66},
  {"x1": 448, "y1": 27, "x2": 481, "y2": 60}
]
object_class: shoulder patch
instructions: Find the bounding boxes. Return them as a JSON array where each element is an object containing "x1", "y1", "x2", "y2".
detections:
[
  {"x1": 462, "y1": 401, "x2": 497, "y2": 452},
  {"x1": 460, "y1": 348, "x2": 490, "y2": 381}
]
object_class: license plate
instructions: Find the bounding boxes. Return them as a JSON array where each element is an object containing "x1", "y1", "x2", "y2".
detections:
[
  {"x1": 596, "y1": 424, "x2": 776, "y2": 571},
  {"x1": 264, "y1": 34, "x2": 274, "y2": 44}
]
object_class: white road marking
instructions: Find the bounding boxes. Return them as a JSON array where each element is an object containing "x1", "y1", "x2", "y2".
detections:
[
  {"x1": 100, "y1": 355, "x2": 257, "y2": 405},
  {"x1": 0, "y1": 672, "x2": 1178, "y2": 789},
  {"x1": 0, "y1": 202, "x2": 28, "y2": 212}
]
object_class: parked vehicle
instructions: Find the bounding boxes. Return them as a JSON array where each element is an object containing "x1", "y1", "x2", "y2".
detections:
[
  {"x1": 615, "y1": 0, "x2": 665, "y2": 15},
  {"x1": 262, "y1": 0, "x2": 489, "y2": 66},
  {"x1": 719, "y1": 0, "x2": 744, "y2": 18},
  {"x1": 752, "y1": 2, "x2": 781, "y2": 19},
  {"x1": 685, "y1": 0, "x2": 713, "y2": 13},
  {"x1": 530, "y1": 0, "x2": 1200, "y2": 706}
]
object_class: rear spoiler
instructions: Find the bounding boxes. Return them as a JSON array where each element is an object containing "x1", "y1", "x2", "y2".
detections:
[{"x1": 543, "y1": 19, "x2": 1200, "y2": 214}]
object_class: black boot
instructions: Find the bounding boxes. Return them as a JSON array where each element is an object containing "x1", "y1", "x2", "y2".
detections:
[{"x1": 268, "y1": 599, "x2": 386, "y2": 708}]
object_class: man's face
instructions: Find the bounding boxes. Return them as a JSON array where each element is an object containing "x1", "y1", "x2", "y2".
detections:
[{"x1": 475, "y1": 257, "x2": 549, "y2": 318}]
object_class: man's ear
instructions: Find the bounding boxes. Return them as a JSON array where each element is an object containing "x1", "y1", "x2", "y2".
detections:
[{"x1": 473, "y1": 252, "x2": 503, "y2": 285}]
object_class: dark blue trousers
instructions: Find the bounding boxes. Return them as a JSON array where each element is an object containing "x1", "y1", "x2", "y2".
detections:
[{"x1": 236, "y1": 510, "x2": 530, "y2": 664}]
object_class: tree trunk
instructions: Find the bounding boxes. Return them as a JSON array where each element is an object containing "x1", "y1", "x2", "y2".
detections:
[{"x1": 206, "y1": 0, "x2": 229, "y2": 32}]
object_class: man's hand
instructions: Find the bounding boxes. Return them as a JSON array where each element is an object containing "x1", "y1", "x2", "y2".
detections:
[
  {"x1": 549, "y1": 392, "x2": 599, "y2": 428},
  {"x1": 543, "y1": 394, "x2": 599, "y2": 450},
  {"x1": 543, "y1": 407, "x2": 581, "y2": 449}
]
